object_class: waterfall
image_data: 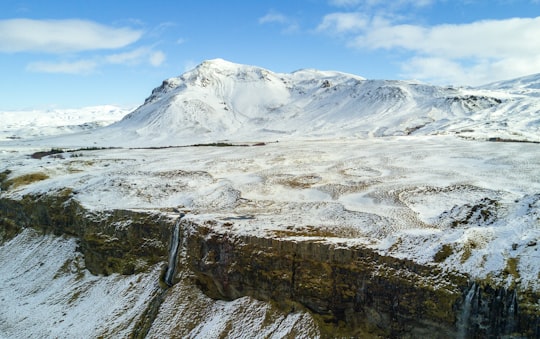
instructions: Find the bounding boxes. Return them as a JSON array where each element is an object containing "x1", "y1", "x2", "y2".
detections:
[
  {"x1": 457, "y1": 282, "x2": 478, "y2": 339},
  {"x1": 133, "y1": 213, "x2": 185, "y2": 337},
  {"x1": 164, "y1": 214, "x2": 183, "y2": 286},
  {"x1": 505, "y1": 289, "x2": 518, "y2": 334}
]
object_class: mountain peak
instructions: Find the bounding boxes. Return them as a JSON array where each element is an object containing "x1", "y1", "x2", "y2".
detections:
[
  {"x1": 110, "y1": 59, "x2": 540, "y2": 147},
  {"x1": 191, "y1": 58, "x2": 267, "y2": 75},
  {"x1": 198, "y1": 58, "x2": 241, "y2": 69}
]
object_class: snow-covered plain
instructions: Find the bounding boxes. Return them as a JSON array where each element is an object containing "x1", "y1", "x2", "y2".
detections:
[
  {"x1": 2, "y1": 136, "x2": 538, "y2": 288},
  {"x1": 1, "y1": 59, "x2": 539, "y2": 337}
]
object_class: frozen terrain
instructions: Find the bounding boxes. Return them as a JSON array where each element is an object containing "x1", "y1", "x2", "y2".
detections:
[
  {"x1": 2, "y1": 136, "x2": 538, "y2": 287},
  {"x1": 0, "y1": 105, "x2": 131, "y2": 142},
  {"x1": 0, "y1": 59, "x2": 539, "y2": 337}
]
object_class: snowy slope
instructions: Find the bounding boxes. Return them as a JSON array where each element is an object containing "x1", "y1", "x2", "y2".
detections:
[
  {"x1": 481, "y1": 73, "x2": 540, "y2": 95},
  {"x1": 0, "y1": 229, "x2": 318, "y2": 338},
  {"x1": 0, "y1": 105, "x2": 131, "y2": 141},
  {"x1": 447, "y1": 73, "x2": 540, "y2": 141},
  {"x1": 0, "y1": 229, "x2": 160, "y2": 338}
]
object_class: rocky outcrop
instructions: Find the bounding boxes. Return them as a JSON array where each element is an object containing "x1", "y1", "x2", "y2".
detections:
[
  {"x1": 181, "y1": 219, "x2": 540, "y2": 338},
  {"x1": 0, "y1": 192, "x2": 171, "y2": 275},
  {"x1": 1, "y1": 193, "x2": 539, "y2": 337}
]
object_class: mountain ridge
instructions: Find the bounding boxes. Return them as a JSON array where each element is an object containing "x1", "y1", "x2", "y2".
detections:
[
  {"x1": 2, "y1": 59, "x2": 538, "y2": 147},
  {"x1": 103, "y1": 58, "x2": 539, "y2": 147}
]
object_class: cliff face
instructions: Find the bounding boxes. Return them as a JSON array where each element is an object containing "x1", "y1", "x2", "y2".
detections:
[
  {"x1": 181, "y1": 219, "x2": 539, "y2": 338},
  {"x1": 0, "y1": 191, "x2": 171, "y2": 275},
  {"x1": 1, "y1": 193, "x2": 539, "y2": 337},
  {"x1": 183, "y1": 221, "x2": 461, "y2": 337}
]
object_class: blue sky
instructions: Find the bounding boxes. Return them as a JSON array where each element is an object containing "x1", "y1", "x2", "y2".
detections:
[{"x1": 1, "y1": 0, "x2": 540, "y2": 109}]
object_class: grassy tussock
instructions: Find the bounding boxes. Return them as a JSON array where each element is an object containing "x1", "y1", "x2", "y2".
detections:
[{"x1": 3, "y1": 172, "x2": 49, "y2": 190}]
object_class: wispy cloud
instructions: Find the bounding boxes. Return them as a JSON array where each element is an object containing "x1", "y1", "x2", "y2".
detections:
[
  {"x1": 106, "y1": 46, "x2": 165, "y2": 67},
  {"x1": 259, "y1": 11, "x2": 288, "y2": 24},
  {"x1": 0, "y1": 19, "x2": 142, "y2": 53},
  {"x1": 149, "y1": 51, "x2": 166, "y2": 67},
  {"x1": 106, "y1": 47, "x2": 149, "y2": 65},
  {"x1": 317, "y1": 12, "x2": 369, "y2": 33},
  {"x1": 318, "y1": 11, "x2": 540, "y2": 85},
  {"x1": 26, "y1": 60, "x2": 98, "y2": 74},
  {"x1": 329, "y1": 0, "x2": 362, "y2": 7},
  {"x1": 0, "y1": 18, "x2": 168, "y2": 75},
  {"x1": 329, "y1": 0, "x2": 434, "y2": 9},
  {"x1": 350, "y1": 17, "x2": 540, "y2": 59},
  {"x1": 27, "y1": 46, "x2": 167, "y2": 75},
  {"x1": 259, "y1": 10, "x2": 299, "y2": 33}
]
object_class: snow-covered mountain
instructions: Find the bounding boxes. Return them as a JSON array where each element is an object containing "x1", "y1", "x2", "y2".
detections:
[
  {"x1": 96, "y1": 58, "x2": 538, "y2": 146},
  {"x1": 3, "y1": 59, "x2": 538, "y2": 147},
  {"x1": 481, "y1": 72, "x2": 540, "y2": 95},
  {"x1": 0, "y1": 105, "x2": 131, "y2": 141}
]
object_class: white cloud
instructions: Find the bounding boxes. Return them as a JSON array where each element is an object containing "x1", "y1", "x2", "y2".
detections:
[
  {"x1": 329, "y1": 0, "x2": 362, "y2": 6},
  {"x1": 0, "y1": 19, "x2": 142, "y2": 53},
  {"x1": 149, "y1": 51, "x2": 166, "y2": 67},
  {"x1": 106, "y1": 47, "x2": 149, "y2": 65},
  {"x1": 259, "y1": 11, "x2": 288, "y2": 24},
  {"x1": 27, "y1": 46, "x2": 166, "y2": 75},
  {"x1": 259, "y1": 11, "x2": 299, "y2": 33},
  {"x1": 351, "y1": 17, "x2": 540, "y2": 59},
  {"x1": 329, "y1": 0, "x2": 433, "y2": 9},
  {"x1": 318, "y1": 13, "x2": 540, "y2": 85},
  {"x1": 26, "y1": 60, "x2": 98, "y2": 74},
  {"x1": 317, "y1": 12, "x2": 369, "y2": 33},
  {"x1": 106, "y1": 47, "x2": 166, "y2": 67},
  {"x1": 403, "y1": 56, "x2": 540, "y2": 85}
]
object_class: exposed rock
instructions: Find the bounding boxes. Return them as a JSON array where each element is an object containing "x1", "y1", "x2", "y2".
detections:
[
  {"x1": 0, "y1": 193, "x2": 171, "y2": 275},
  {"x1": 181, "y1": 218, "x2": 540, "y2": 338},
  {"x1": 1, "y1": 193, "x2": 539, "y2": 337},
  {"x1": 321, "y1": 79, "x2": 331, "y2": 88}
]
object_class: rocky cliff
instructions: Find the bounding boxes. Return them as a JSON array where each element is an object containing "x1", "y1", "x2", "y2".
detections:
[{"x1": 1, "y1": 192, "x2": 538, "y2": 338}]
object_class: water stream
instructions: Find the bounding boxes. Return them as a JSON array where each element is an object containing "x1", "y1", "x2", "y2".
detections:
[
  {"x1": 164, "y1": 214, "x2": 183, "y2": 286},
  {"x1": 132, "y1": 213, "x2": 185, "y2": 338},
  {"x1": 457, "y1": 282, "x2": 478, "y2": 339},
  {"x1": 504, "y1": 289, "x2": 518, "y2": 334}
]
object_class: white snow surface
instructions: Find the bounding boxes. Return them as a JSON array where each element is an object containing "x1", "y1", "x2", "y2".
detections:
[
  {"x1": 0, "y1": 229, "x2": 318, "y2": 338},
  {"x1": 0, "y1": 105, "x2": 131, "y2": 141},
  {"x1": 0, "y1": 229, "x2": 159, "y2": 338},
  {"x1": 1, "y1": 136, "x2": 539, "y2": 290}
]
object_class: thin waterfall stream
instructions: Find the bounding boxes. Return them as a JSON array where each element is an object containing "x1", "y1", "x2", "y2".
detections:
[
  {"x1": 457, "y1": 282, "x2": 477, "y2": 339},
  {"x1": 132, "y1": 213, "x2": 184, "y2": 338},
  {"x1": 165, "y1": 214, "x2": 183, "y2": 286}
]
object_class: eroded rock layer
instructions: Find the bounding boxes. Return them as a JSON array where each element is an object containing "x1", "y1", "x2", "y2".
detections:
[{"x1": 1, "y1": 193, "x2": 538, "y2": 338}]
